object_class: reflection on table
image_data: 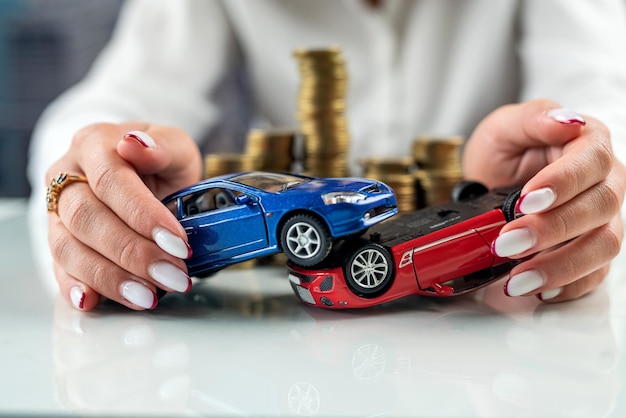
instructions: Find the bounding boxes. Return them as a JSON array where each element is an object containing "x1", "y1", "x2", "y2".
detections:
[{"x1": 51, "y1": 267, "x2": 621, "y2": 417}]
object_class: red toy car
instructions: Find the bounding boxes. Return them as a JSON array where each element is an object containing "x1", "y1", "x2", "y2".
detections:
[{"x1": 287, "y1": 182, "x2": 522, "y2": 309}]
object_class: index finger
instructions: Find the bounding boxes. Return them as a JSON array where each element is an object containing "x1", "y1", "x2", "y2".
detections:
[
  {"x1": 520, "y1": 116, "x2": 613, "y2": 214},
  {"x1": 73, "y1": 123, "x2": 193, "y2": 259}
]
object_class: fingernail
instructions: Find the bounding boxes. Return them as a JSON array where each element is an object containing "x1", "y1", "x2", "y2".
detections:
[
  {"x1": 516, "y1": 187, "x2": 556, "y2": 214},
  {"x1": 120, "y1": 280, "x2": 157, "y2": 309},
  {"x1": 539, "y1": 287, "x2": 563, "y2": 301},
  {"x1": 492, "y1": 228, "x2": 536, "y2": 257},
  {"x1": 124, "y1": 130, "x2": 157, "y2": 149},
  {"x1": 505, "y1": 270, "x2": 545, "y2": 296},
  {"x1": 547, "y1": 108, "x2": 586, "y2": 126},
  {"x1": 70, "y1": 286, "x2": 85, "y2": 309},
  {"x1": 149, "y1": 261, "x2": 192, "y2": 293},
  {"x1": 152, "y1": 227, "x2": 192, "y2": 259}
]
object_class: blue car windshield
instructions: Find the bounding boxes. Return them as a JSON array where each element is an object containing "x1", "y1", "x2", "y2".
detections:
[{"x1": 230, "y1": 172, "x2": 310, "y2": 192}]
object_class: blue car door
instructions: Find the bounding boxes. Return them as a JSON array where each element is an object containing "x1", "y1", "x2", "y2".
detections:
[{"x1": 181, "y1": 187, "x2": 268, "y2": 269}]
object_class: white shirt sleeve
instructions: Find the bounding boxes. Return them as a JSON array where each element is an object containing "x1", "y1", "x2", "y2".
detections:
[{"x1": 29, "y1": 0, "x2": 239, "y2": 183}]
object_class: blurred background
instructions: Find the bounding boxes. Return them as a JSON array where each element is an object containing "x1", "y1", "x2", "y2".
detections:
[{"x1": 0, "y1": 0, "x2": 123, "y2": 197}]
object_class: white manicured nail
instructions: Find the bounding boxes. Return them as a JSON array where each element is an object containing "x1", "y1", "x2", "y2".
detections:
[
  {"x1": 120, "y1": 281, "x2": 156, "y2": 309},
  {"x1": 492, "y1": 228, "x2": 536, "y2": 257},
  {"x1": 546, "y1": 108, "x2": 585, "y2": 125},
  {"x1": 124, "y1": 130, "x2": 157, "y2": 148},
  {"x1": 540, "y1": 287, "x2": 563, "y2": 301},
  {"x1": 149, "y1": 261, "x2": 191, "y2": 293},
  {"x1": 517, "y1": 188, "x2": 556, "y2": 214},
  {"x1": 152, "y1": 227, "x2": 191, "y2": 259},
  {"x1": 70, "y1": 286, "x2": 85, "y2": 309},
  {"x1": 506, "y1": 270, "x2": 545, "y2": 297}
]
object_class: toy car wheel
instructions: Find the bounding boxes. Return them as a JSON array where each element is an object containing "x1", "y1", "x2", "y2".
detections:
[
  {"x1": 502, "y1": 187, "x2": 522, "y2": 222},
  {"x1": 345, "y1": 243, "x2": 394, "y2": 298},
  {"x1": 451, "y1": 181, "x2": 489, "y2": 202},
  {"x1": 280, "y1": 214, "x2": 332, "y2": 267}
]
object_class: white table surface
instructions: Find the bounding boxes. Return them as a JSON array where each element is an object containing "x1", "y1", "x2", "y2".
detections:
[{"x1": 1, "y1": 199, "x2": 626, "y2": 417}]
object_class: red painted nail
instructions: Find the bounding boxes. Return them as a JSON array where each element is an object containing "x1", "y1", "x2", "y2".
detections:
[
  {"x1": 123, "y1": 131, "x2": 157, "y2": 148},
  {"x1": 547, "y1": 108, "x2": 586, "y2": 126}
]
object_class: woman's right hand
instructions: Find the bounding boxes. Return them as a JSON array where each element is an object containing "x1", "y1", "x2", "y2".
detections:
[{"x1": 45, "y1": 122, "x2": 203, "y2": 311}]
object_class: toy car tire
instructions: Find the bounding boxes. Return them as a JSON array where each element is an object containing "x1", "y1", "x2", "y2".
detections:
[
  {"x1": 502, "y1": 187, "x2": 522, "y2": 222},
  {"x1": 450, "y1": 181, "x2": 489, "y2": 202},
  {"x1": 280, "y1": 214, "x2": 332, "y2": 267},
  {"x1": 344, "y1": 243, "x2": 394, "y2": 298}
]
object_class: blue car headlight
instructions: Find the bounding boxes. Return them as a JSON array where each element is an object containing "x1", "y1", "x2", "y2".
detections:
[{"x1": 322, "y1": 192, "x2": 366, "y2": 204}]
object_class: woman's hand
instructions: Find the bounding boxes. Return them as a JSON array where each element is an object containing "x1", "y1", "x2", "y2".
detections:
[
  {"x1": 463, "y1": 99, "x2": 625, "y2": 302},
  {"x1": 46, "y1": 122, "x2": 203, "y2": 310}
]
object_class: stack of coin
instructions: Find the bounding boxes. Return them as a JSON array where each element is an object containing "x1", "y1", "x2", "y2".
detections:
[
  {"x1": 204, "y1": 153, "x2": 258, "y2": 179},
  {"x1": 361, "y1": 157, "x2": 418, "y2": 213},
  {"x1": 412, "y1": 136, "x2": 465, "y2": 206},
  {"x1": 245, "y1": 128, "x2": 296, "y2": 172},
  {"x1": 294, "y1": 46, "x2": 350, "y2": 177},
  {"x1": 412, "y1": 135, "x2": 464, "y2": 170}
]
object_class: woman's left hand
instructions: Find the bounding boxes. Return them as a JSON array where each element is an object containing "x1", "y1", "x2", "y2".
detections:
[{"x1": 463, "y1": 99, "x2": 625, "y2": 302}]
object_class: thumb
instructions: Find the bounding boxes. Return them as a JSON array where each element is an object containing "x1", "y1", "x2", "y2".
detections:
[
  {"x1": 116, "y1": 126, "x2": 203, "y2": 194},
  {"x1": 475, "y1": 98, "x2": 585, "y2": 151},
  {"x1": 463, "y1": 99, "x2": 586, "y2": 186}
]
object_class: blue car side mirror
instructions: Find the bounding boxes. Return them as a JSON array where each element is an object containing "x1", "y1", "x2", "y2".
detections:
[{"x1": 236, "y1": 194, "x2": 256, "y2": 205}]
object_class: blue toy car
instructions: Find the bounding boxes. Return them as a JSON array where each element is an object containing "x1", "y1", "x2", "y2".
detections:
[{"x1": 162, "y1": 171, "x2": 398, "y2": 277}]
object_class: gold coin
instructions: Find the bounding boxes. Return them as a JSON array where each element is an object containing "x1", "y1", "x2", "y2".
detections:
[
  {"x1": 204, "y1": 153, "x2": 258, "y2": 178},
  {"x1": 412, "y1": 135, "x2": 464, "y2": 170},
  {"x1": 360, "y1": 157, "x2": 416, "y2": 176},
  {"x1": 293, "y1": 45, "x2": 342, "y2": 57},
  {"x1": 294, "y1": 46, "x2": 351, "y2": 178}
]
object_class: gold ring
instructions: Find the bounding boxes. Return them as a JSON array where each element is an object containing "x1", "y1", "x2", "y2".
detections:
[{"x1": 46, "y1": 172, "x2": 88, "y2": 214}]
